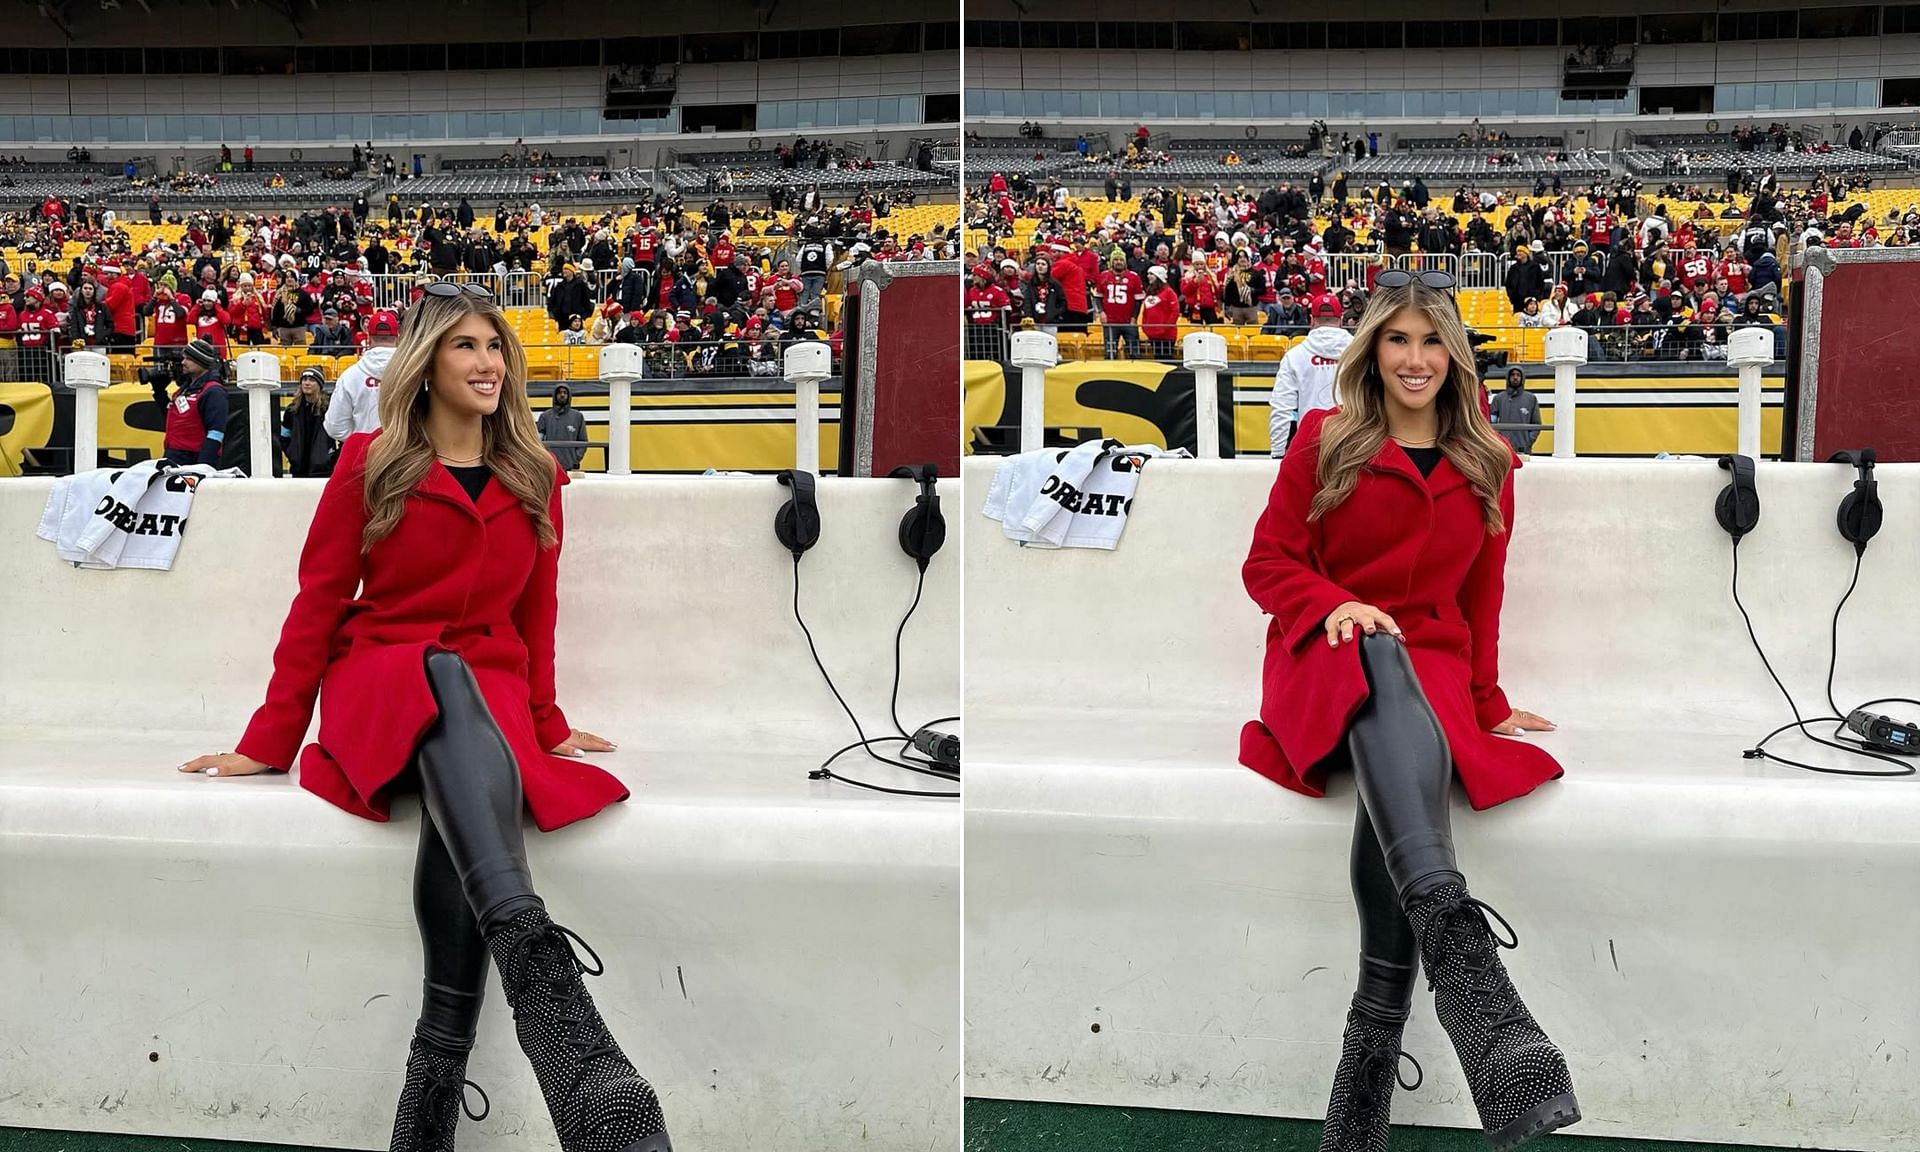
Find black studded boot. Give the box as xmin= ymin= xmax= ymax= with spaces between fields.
xmin=389 ymin=1028 xmax=489 ymax=1152
xmin=1406 ymin=881 xmax=1579 ymax=1149
xmin=487 ymin=907 xmax=673 ymax=1152
xmin=1318 ymin=1003 xmax=1423 ymax=1152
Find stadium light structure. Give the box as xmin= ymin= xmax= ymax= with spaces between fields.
xmin=1727 ymin=326 xmax=1773 ymax=460
xmin=234 ymin=352 xmax=281 ymax=479
xmin=598 ymin=343 xmax=642 ymax=477
xmin=1182 ymin=330 xmax=1229 ymax=460
xmin=1008 ymin=330 xmax=1059 ymax=455
xmin=63 ymin=351 xmax=110 ymax=475
xmin=783 ymin=342 xmax=832 ymax=476
xmin=1543 ymin=326 xmax=1589 ymax=459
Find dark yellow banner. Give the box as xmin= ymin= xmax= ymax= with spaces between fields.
xmin=966 ymin=361 xmax=1785 ymax=458
xmin=79 ymin=384 xmax=842 ymax=475
xmin=0 ymin=382 xmax=54 ymax=476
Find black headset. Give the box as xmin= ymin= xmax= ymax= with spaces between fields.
xmin=772 ymin=467 xmax=958 ymax=798
xmin=773 ymin=469 xmax=821 ymax=559
xmin=1828 ymin=448 xmax=1882 ymax=556
xmin=1714 ymin=454 xmax=1760 ymax=542
xmin=1714 ymin=449 xmax=1915 ymax=777
xmin=889 ymin=463 xmax=946 ymax=570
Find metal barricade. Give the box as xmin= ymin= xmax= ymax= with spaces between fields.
xmin=1472 ymin=323 xmax=1784 ymax=365
xmin=1323 ymin=253 xmax=1376 ymax=293
xmin=1460 ymin=252 xmax=1504 ymax=291
xmin=501 ymin=270 xmax=546 ymax=309
xmin=1395 ymin=252 xmax=1458 ymax=278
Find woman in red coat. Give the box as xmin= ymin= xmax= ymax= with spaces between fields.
xmin=1240 ymin=273 xmax=1575 ymax=1150
xmin=179 ymin=283 xmax=672 ymax=1152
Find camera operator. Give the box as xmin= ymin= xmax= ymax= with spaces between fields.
xmin=156 ymin=338 xmax=227 ymax=466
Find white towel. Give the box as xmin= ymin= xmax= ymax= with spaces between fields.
xmin=983 ymin=441 xmax=1186 ymax=550
xmin=36 ymin=460 xmax=241 ymax=571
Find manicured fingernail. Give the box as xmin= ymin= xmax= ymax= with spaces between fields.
xmin=207 ymin=767 xmax=219 ymax=776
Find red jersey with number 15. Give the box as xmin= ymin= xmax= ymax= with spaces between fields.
xmin=1094 ymin=269 xmax=1144 ymax=324
xmin=967 ymin=284 xmax=1009 ymax=325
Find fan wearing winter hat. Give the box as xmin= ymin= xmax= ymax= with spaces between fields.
xmin=158 ymin=338 xmax=229 ymax=466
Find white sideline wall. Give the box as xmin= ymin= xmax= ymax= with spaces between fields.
xmin=962 ymin=455 xmax=1920 ymax=1149
xmin=0 ymin=474 xmax=960 ymax=1152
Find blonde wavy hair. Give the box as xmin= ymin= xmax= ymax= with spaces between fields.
xmin=1311 ymin=281 xmax=1514 ymax=535
xmin=360 ymin=290 xmax=557 ymax=552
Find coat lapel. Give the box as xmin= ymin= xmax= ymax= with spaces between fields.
xmin=418 ymin=458 xmax=541 ymax=521
xmin=416 ymin=460 xmax=475 ymax=514
xmin=1368 ymin=440 xmax=1471 ymax=500
xmin=477 ymin=471 xmax=522 ymax=521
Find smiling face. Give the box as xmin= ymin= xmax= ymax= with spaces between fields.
xmin=431 ymin=313 xmax=504 ymax=418
xmin=1373 ymin=306 xmax=1450 ymax=424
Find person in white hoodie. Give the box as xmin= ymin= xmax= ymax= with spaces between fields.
xmin=1269 ymin=297 xmax=1354 ymax=458
xmin=1537 ymin=283 xmax=1573 ymax=327
xmin=324 ymin=310 xmax=400 ymax=439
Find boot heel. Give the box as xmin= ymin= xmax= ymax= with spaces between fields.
xmin=1488 ymin=1091 xmax=1579 ymax=1150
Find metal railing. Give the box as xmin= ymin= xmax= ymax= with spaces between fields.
xmin=50 ymin=342 xmax=841 ymax=480
xmin=996 ymin=324 xmax=1780 ymax=462
xmin=977 ymin=318 xmax=1786 ymax=366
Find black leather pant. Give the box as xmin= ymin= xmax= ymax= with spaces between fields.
xmin=410 ymin=648 xmax=546 ymax=1051
xmin=1345 ymin=632 xmax=1464 ymax=1022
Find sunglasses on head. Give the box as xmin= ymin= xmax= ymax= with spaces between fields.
xmin=1374 ymin=269 xmax=1457 ymax=292
xmin=422 ymin=281 xmax=494 ymax=299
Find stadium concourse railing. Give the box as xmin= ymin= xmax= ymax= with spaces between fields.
xmin=360 ymin=269 xmax=661 ymax=311
xmin=48 ymin=340 xmax=838 ymax=479
xmin=969 ymin=321 xmax=1785 ymax=366
xmin=971 ymin=320 xmax=1782 ymax=462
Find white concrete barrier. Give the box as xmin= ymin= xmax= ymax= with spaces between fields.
xmin=0 ymin=473 xmax=960 ymax=1152
xmin=962 ymin=455 xmax=1920 ymax=1148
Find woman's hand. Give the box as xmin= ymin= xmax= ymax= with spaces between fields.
xmin=1492 ymin=708 xmax=1556 ymax=736
xmin=178 ymin=752 xmax=272 ymax=777
xmin=1325 ymin=601 xmax=1404 ymax=647
xmin=550 ymin=728 xmax=616 ymax=757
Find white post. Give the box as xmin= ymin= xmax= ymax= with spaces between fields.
xmin=1727 ymin=326 xmax=1773 ymax=459
xmin=1542 ymin=327 xmax=1590 ymax=460
xmin=63 ymin=351 xmax=110 ymax=475
xmin=1008 ymin=330 xmax=1060 ymax=454
xmin=233 ymin=352 xmax=281 ymax=478
xmin=598 ymin=343 xmax=642 ymax=476
xmin=1182 ymin=330 xmax=1229 ymax=459
xmin=783 ymin=341 xmax=832 ymax=475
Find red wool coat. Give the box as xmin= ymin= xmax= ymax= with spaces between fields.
xmin=1239 ymin=407 xmax=1562 ymax=810
xmin=236 ymin=431 xmax=628 ymax=831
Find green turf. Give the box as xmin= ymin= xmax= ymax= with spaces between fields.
xmin=964 ymin=1098 xmax=1848 ymax=1152
xmin=0 ymin=1132 xmax=327 ymax=1152
xmin=3 ymin=1111 xmax=1851 ymax=1152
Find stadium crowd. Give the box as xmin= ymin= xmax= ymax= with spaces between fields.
xmin=0 ymin=182 xmax=955 ymax=384
xmin=957 ymin=153 xmax=1899 ymax=363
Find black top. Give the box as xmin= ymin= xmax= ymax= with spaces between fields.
xmin=444 ymin=463 xmax=492 ymax=502
xmin=1401 ymin=445 xmax=1443 ymax=477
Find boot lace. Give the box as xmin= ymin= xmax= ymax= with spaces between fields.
xmin=1421 ymin=895 xmax=1529 ymax=1048
xmin=419 ymin=1067 xmax=489 ymax=1140
xmin=505 ymin=921 xmax=627 ymax=1087
xmin=1352 ymin=1042 xmax=1423 ymax=1114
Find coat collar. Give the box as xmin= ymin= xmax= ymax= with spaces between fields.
xmin=1368 ymin=437 xmax=1471 ymax=499
xmin=418 ymin=458 xmax=523 ymax=521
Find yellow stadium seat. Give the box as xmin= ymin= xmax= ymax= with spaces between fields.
xmin=525 ymin=344 xmax=564 ymax=381
xmin=1055 ymin=332 xmax=1094 ymax=361
xmin=1248 ymin=335 xmax=1287 ymax=361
